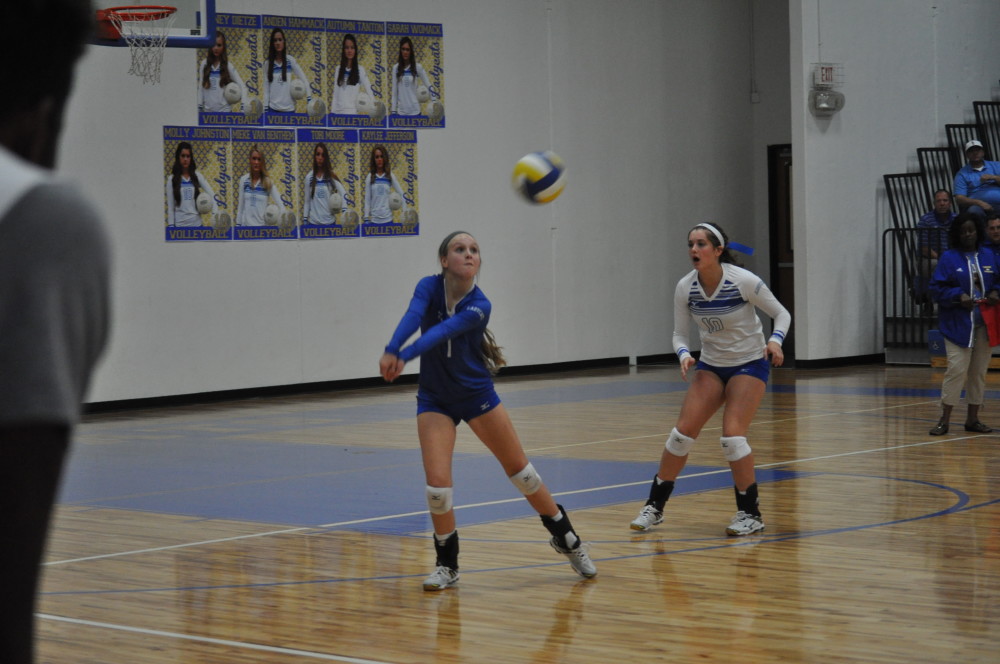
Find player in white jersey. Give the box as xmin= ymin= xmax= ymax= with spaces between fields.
xmin=364 ymin=144 xmax=407 ymax=224
xmin=330 ymin=34 xmax=374 ymax=115
xmin=630 ymin=222 xmax=791 ymax=536
xmin=302 ymin=143 xmax=347 ymax=226
xmin=166 ymin=142 xmax=218 ymax=227
xmin=263 ymin=28 xmax=309 ymax=113
xmin=198 ymin=30 xmax=246 ymax=112
xmin=391 ymin=37 xmax=434 ymax=116
xmin=235 ymin=146 xmax=283 ymax=227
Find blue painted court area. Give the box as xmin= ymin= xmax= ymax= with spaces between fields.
xmin=58 ymin=433 xmax=803 ymax=533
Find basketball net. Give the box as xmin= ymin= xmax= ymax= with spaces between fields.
xmin=107 ymin=7 xmax=177 ymax=84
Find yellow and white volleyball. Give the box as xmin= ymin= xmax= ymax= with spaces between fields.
xmin=370 ymin=100 xmax=386 ymax=122
xmin=223 ymin=82 xmax=242 ymax=105
xmin=401 ymin=208 xmax=419 ymax=225
xmin=264 ymin=204 xmax=281 ymax=225
xmin=245 ymin=98 xmax=264 ymax=118
xmin=341 ymin=208 xmax=359 ymax=227
xmin=388 ymin=191 xmax=403 ymax=211
xmin=289 ymin=79 xmax=307 ymax=101
xmin=356 ymin=92 xmax=374 ymax=115
xmin=512 ymin=150 xmax=566 ymax=204
xmin=307 ymin=97 xmax=327 ymax=118
xmin=328 ymin=192 xmax=343 ymax=214
xmin=195 ymin=192 xmax=212 ymax=214
xmin=426 ymin=100 xmax=444 ymax=121
xmin=415 ymin=84 xmax=430 ymax=103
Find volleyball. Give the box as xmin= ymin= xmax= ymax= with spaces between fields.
xmin=290 ymin=79 xmax=307 ymax=101
xmin=356 ymin=92 xmax=374 ymax=115
xmin=328 ymin=192 xmax=343 ymax=214
xmin=426 ymin=100 xmax=444 ymax=121
xmin=264 ymin=204 xmax=280 ymax=225
xmin=512 ymin=151 xmax=566 ymax=204
xmin=307 ymin=98 xmax=327 ymax=118
xmin=388 ymin=191 xmax=403 ymax=211
xmin=195 ymin=192 xmax=212 ymax=214
xmin=401 ymin=208 xmax=419 ymax=226
xmin=415 ymin=84 xmax=430 ymax=103
xmin=370 ymin=100 xmax=387 ymax=122
xmin=341 ymin=208 xmax=359 ymax=227
xmin=223 ymin=82 xmax=242 ymax=105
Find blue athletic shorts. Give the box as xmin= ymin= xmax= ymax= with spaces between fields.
xmin=695 ymin=357 xmax=770 ymax=385
xmin=416 ymin=388 xmax=502 ymax=424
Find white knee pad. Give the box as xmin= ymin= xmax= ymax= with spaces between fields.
xmin=509 ymin=462 xmax=543 ymax=495
xmin=665 ymin=428 xmax=696 ymax=457
xmin=720 ymin=436 xmax=752 ymax=462
xmin=426 ymin=485 xmax=453 ymax=514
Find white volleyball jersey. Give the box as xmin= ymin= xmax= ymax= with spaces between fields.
xmin=198 ymin=61 xmax=246 ymax=112
xmin=391 ymin=63 xmax=432 ymax=116
xmin=263 ymin=54 xmax=308 ymax=112
xmin=364 ymin=171 xmax=404 ymax=224
xmin=673 ymin=263 xmax=791 ymax=367
xmin=236 ymin=174 xmax=281 ymax=226
xmin=166 ymin=172 xmax=217 ymax=227
xmin=330 ymin=65 xmax=373 ymax=114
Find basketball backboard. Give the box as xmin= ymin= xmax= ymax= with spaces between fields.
xmin=92 ymin=0 xmax=216 ymax=48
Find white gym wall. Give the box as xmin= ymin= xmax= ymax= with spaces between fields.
xmin=59 ymin=0 xmax=1000 ymax=403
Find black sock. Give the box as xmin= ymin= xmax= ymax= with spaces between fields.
xmin=433 ymin=531 xmax=459 ymax=570
xmin=734 ymin=483 xmax=761 ymax=517
xmin=540 ymin=504 xmax=580 ymax=549
xmin=646 ymin=475 xmax=675 ymax=511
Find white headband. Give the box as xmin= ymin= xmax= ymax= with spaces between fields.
xmin=696 ymin=223 xmax=725 ymax=248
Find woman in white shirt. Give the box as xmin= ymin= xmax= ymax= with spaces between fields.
xmin=166 ymin=142 xmax=217 ymax=227
xmin=198 ymin=30 xmax=245 ymax=112
xmin=264 ymin=27 xmax=309 ymax=113
xmin=236 ymin=146 xmax=282 ymax=227
xmin=364 ymin=144 xmax=406 ymax=224
xmin=391 ymin=36 xmax=433 ymax=116
xmin=330 ymin=33 xmax=374 ymax=115
xmin=629 ymin=222 xmax=791 ymax=537
xmin=302 ymin=143 xmax=347 ymax=226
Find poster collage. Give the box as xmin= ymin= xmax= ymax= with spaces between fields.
xmin=164 ymin=14 xmax=443 ymax=241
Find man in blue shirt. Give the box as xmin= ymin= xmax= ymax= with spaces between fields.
xmin=916 ymin=189 xmax=956 ymax=286
xmin=954 ymin=139 xmax=1000 ymax=220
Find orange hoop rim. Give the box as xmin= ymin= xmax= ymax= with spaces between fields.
xmin=101 ymin=5 xmax=177 ymax=22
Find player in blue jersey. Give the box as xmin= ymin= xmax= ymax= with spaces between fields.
xmin=630 ymin=222 xmax=791 ymax=536
xmin=380 ymin=231 xmax=596 ymax=590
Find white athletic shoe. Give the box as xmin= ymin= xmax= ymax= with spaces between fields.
xmin=630 ymin=505 xmax=664 ymax=531
xmin=726 ymin=511 xmax=765 ymax=536
xmin=550 ymin=539 xmax=597 ymax=578
xmin=422 ymin=565 xmax=459 ymax=591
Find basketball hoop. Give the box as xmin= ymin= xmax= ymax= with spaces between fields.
xmin=97 ymin=6 xmax=177 ymax=84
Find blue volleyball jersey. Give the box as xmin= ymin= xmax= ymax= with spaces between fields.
xmin=385 ymin=274 xmax=494 ymax=402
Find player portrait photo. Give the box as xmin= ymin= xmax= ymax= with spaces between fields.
xmin=387 ymin=22 xmax=443 ymax=128
xmin=360 ymin=129 xmax=419 ymax=237
xmin=231 ymin=127 xmax=298 ymax=240
xmin=297 ymin=128 xmax=361 ymax=239
xmin=197 ymin=13 xmax=263 ymax=127
xmin=163 ymin=126 xmax=232 ymax=242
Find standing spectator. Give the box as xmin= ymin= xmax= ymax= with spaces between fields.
xmin=953 ymin=140 xmax=1000 ymax=220
xmin=928 ymin=212 xmax=999 ymax=435
xmin=0 ymin=1 xmax=112 ymax=661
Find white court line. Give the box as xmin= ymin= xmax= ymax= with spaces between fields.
xmin=47 ymin=397 xmax=977 ymax=567
xmin=37 ymin=614 xmax=393 ymax=664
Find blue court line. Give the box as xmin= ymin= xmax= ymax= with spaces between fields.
xmin=43 ymin=474 xmax=991 ymax=597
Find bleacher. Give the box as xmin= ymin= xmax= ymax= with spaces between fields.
xmin=882 ymin=97 xmax=1000 ymax=364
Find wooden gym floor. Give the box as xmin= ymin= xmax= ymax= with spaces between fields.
xmin=38 ymin=363 xmax=999 ymax=663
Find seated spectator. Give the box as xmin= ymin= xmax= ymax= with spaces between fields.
xmin=917 ymin=189 xmax=955 ymax=272
xmin=953 ymin=140 xmax=1000 ymax=220
xmin=983 ymin=212 xmax=1000 ymax=253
